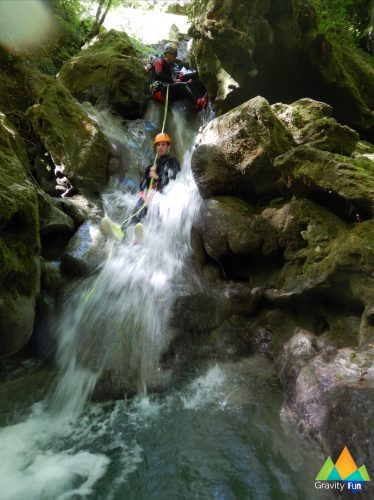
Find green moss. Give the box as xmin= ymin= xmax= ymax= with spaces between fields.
xmin=26 ymin=79 xmax=110 ymax=193
xmin=58 ymin=29 xmax=148 ymax=115
xmin=0 ymin=114 xmax=40 ymax=308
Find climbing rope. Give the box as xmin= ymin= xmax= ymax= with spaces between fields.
xmin=120 ymin=83 xmax=170 ymax=228
xmin=84 ymin=85 xmax=171 ymax=303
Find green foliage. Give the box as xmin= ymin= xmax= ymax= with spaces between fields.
xmin=43 ymin=0 xmax=93 ymax=71
xmin=312 ymin=0 xmax=373 ymax=51
xmin=24 ymin=0 xmax=94 ymax=75
xmin=187 ymin=0 xmax=206 ymax=23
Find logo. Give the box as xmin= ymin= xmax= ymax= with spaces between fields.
xmin=315 ymin=446 xmax=371 ymax=493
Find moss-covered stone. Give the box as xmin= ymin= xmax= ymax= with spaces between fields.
xmin=58 ymin=30 xmax=148 ymax=117
xmin=26 ymin=78 xmax=110 ymax=194
xmin=301 ymin=34 xmax=374 ymax=138
xmin=266 ymin=209 xmax=374 ymax=342
xmin=275 ymin=145 xmax=374 ymax=218
xmin=189 ymin=1 xmax=374 ymax=138
xmin=273 ymin=98 xmax=359 ymax=155
xmin=192 ymin=96 xmax=294 ymax=200
xmin=0 ymin=113 xmax=40 ymax=357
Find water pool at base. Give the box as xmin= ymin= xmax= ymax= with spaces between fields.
xmin=0 ymin=356 xmax=331 ymax=500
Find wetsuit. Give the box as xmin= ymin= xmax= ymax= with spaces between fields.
xmin=152 ymin=57 xmax=195 ymax=102
xmin=130 ymin=154 xmax=181 ymax=223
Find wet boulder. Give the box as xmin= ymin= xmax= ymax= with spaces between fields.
xmin=273 ymin=98 xmax=359 ymax=156
xmin=53 ymin=194 xmax=102 ymax=227
xmin=275 ymin=145 xmax=374 ymax=221
xmin=196 ymin=197 xmax=254 ymax=261
xmin=26 ymin=79 xmax=110 ymax=195
xmin=61 ymin=221 xmax=106 ymax=277
xmin=37 ymin=191 xmax=75 ymax=260
xmin=58 ymin=30 xmax=148 ymax=118
xmin=171 ymin=279 xmax=262 ymax=334
xmin=189 ymin=0 xmax=374 ymax=138
xmin=0 ymin=113 xmax=40 ymax=357
xmin=277 ymin=330 xmax=374 ymax=488
xmin=191 ymin=96 xmax=294 ymax=201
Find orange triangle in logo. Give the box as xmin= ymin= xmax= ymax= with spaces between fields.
xmin=335 ymin=447 xmax=358 ymax=480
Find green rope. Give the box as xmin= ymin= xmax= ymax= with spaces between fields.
xmin=84 ymin=85 xmax=171 ymax=303
xmin=120 ymin=83 xmax=170 ymax=228
xmin=161 ymin=83 xmax=169 ymax=133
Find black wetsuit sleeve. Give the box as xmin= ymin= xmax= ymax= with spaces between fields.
xmin=139 ymin=165 xmax=151 ymax=190
xmin=153 ymin=59 xmax=173 ymax=83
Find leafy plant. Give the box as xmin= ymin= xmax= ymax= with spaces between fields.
xmin=312 ymin=0 xmax=374 ymax=52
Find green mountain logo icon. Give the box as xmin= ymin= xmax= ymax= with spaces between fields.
xmin=316 ymin=448 xmax=371 ymax=482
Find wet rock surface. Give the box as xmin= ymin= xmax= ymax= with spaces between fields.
xmin=189 ymin=0 xmax=374 ymax=138
xmin=26 ymin=79 xmax=110 ymax=195
xmin=192 ymin=96 xmax=294 ymax=201
xmin=188 ymin=94 xmax=374 ymax=467
xmin=0 ymin=114 xmax=40 ymax=357
xmin=277 ymin=330 xmax=374 ymax=494
xmin=59 ymin=30 xmax=148 ymax=118
xmin=61 ymin=221 xmax=106 ymax=277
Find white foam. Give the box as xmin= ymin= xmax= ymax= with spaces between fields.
xmin=181 ymin=365 xmax=226 ymax=409
xmin=0 ymin=407 xmax=109 ymax=500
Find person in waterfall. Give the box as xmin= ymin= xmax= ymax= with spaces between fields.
xmin=130 ymin=132 xmax=180 ymax=242
xmin=148 ymin=42 xmax=208 ymax=111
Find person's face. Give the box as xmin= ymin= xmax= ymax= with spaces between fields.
xmin=156 ymin=141 xmax=169 ymax=156
xmin=165 ymin=53 xmax=176 ymax=64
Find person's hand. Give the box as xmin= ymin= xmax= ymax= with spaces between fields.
xmin=187 ymin=79 xmax=193 ymax=84
xmin=149 ymin=166 xmax=159 ymax=179
xmin=173 ymin=78 xmax=181 ymax=83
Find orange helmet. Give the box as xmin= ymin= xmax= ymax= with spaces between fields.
xmin=154 ymin=132 xmax=171 ymax=145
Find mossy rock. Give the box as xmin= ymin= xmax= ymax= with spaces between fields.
xmin=302 ymin=34 xmax=374 ymax=138
xmin=26 ymin=78 xmax=110 ymax=194
xmin=191 ymin=96 xmax=294 ymax=201
xmin=189 ymin=1 xmax=374 ymax=138
xmin=269 ymin=215 xmax=374 ymax=342
xmin=58 ymin=30 xmax=148 ymax=118
xmin=275 ymin=145 xmax=374 ymax=220
xmin=0 ymin=113 xmax=40 ymax=356
xmin=196 ymin=196 xmax=254 ymax=261
xmin=273 ymin=98 xmax=359 ymax=155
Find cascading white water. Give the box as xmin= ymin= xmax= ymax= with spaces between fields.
xmin=53 ymin=146 xmax=200 ymax=400
xmin=0 ymin=104 xmax=202 ymax=499
xmin=52 ymin=104 xmax=201 ymax=401
xmin=0 ymin=100 xmax=331 ymax=500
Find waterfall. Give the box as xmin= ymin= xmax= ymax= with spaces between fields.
xmin=0 ymin=103 xmax=206 ymax=500
xmin=51 ymin=103 xmax=201 ymax=405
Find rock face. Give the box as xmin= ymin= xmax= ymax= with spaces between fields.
xmin=0 ymin=113 xmax=40 ymax=357
xmin=61 ymin=221 xmax=106 ymax=277
xmin=188 ymin=95 xmax=374 ymax=478
xmin=191 ymin=96 xmax=294 ymax=201
xmin=37 ymin=190 xmax=75 ymax=260
xmin=277 ymin=330 xmax=374 ymax=494
xmin=26 ymin=79 xmax=110 ymax=195
xmin=192 ymin=96 xmax=374 ymax=345
xmin=189 ymin=0 xmax=374 ymax=139
xmin=58 ymin=30 xmax=148 ymax=118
